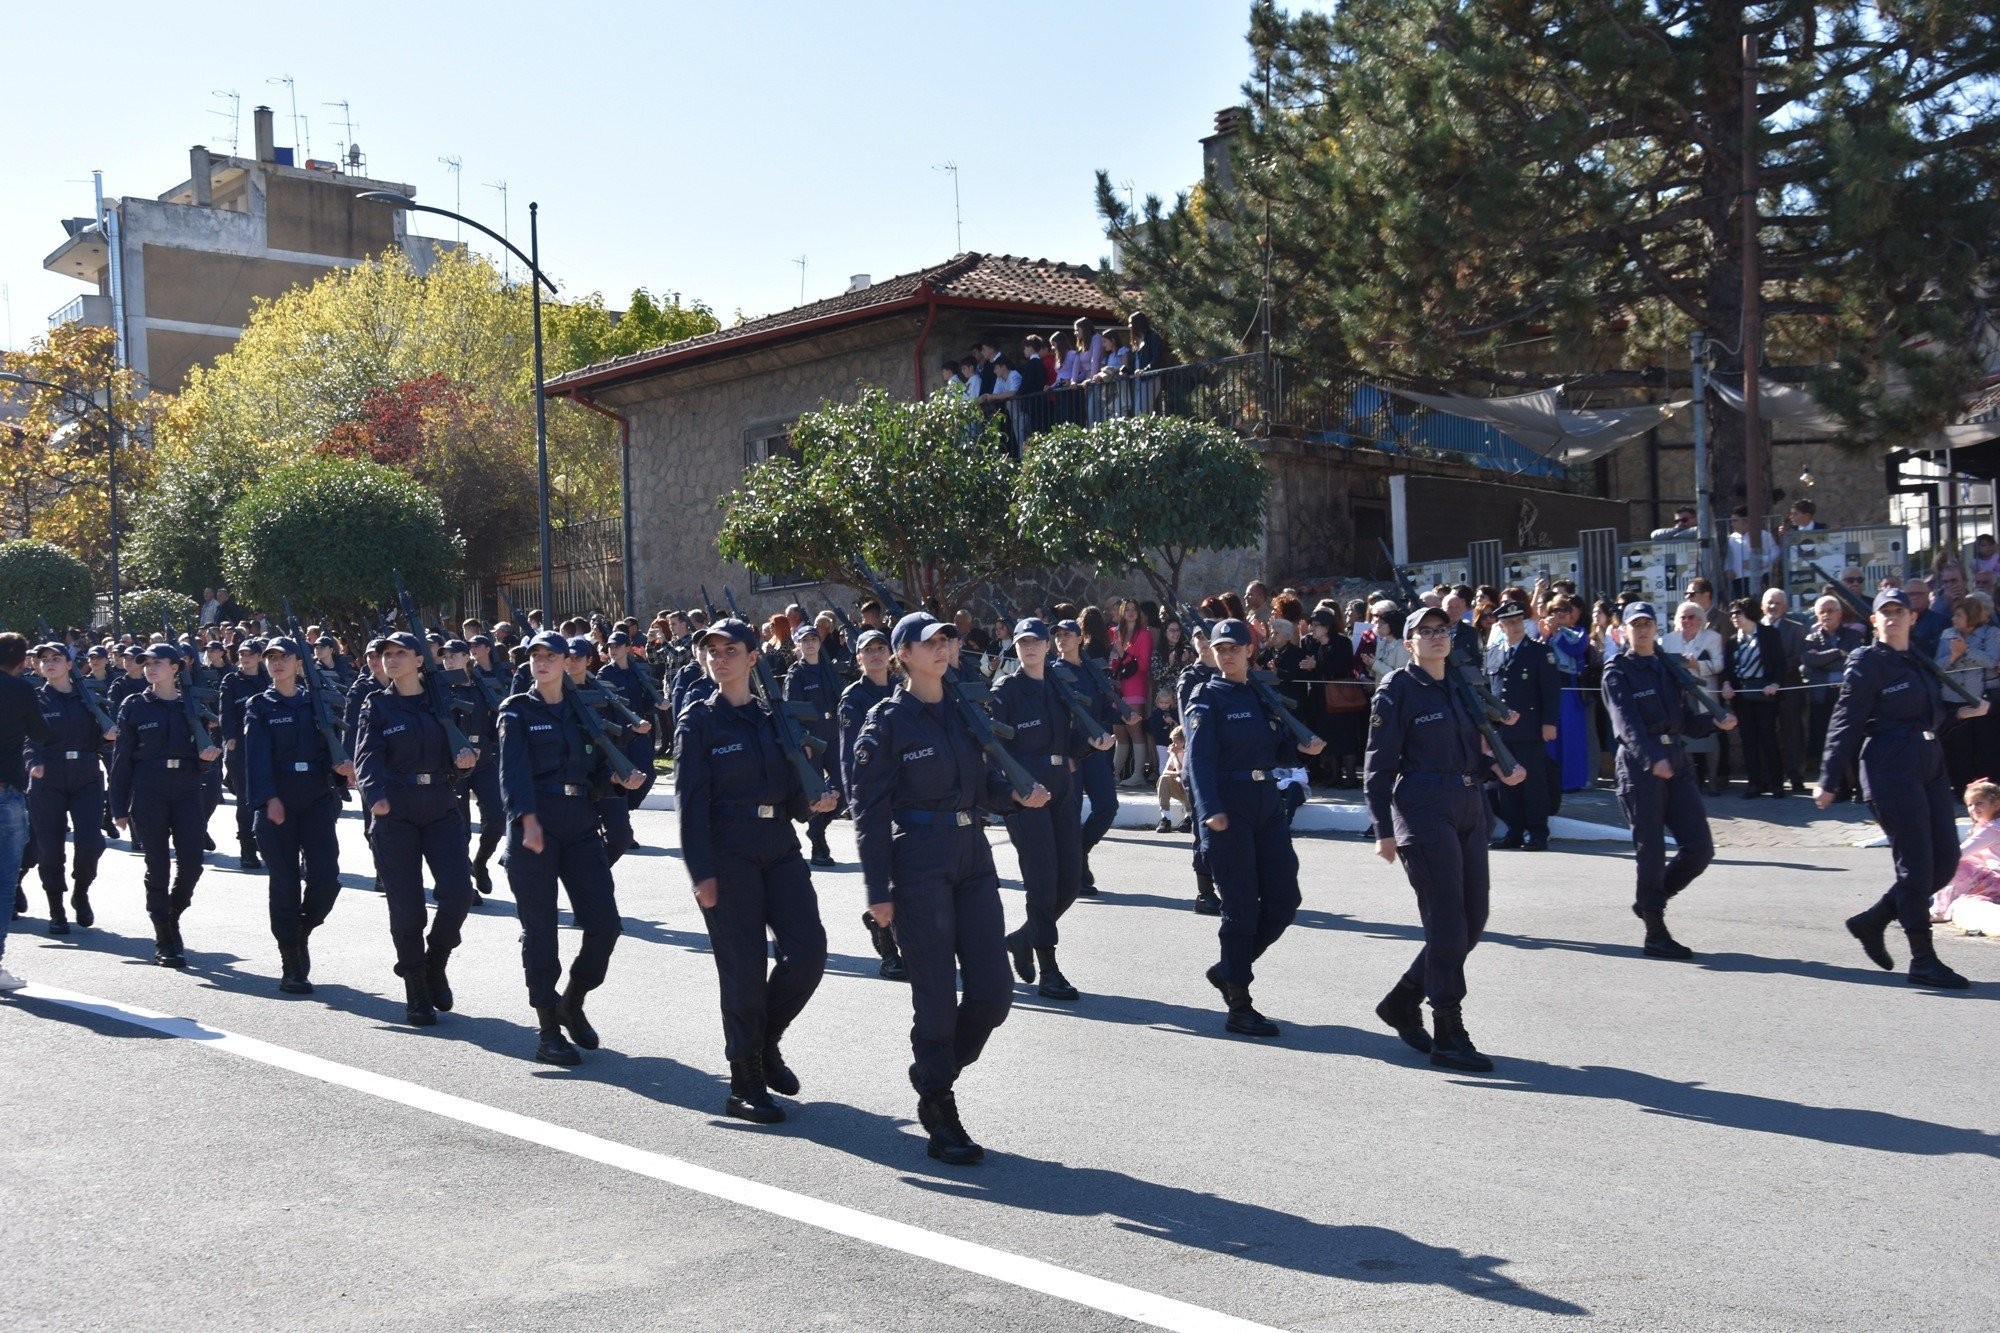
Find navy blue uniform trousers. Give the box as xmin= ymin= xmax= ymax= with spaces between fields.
xmin=31 ymin=771 xmax=105 ymax=896
xmin=371 ymin=787 xmax=472 ymax=978
xmin=131 ymin=769 xmax=208 ymax=923
xmin=890 ymin=823 xmax=1013 ymax=1096
xmin=1392 ymin=777 xmax=1491 ymax=1007
xmin=506 ymin=793 xmax=622 ymax=1011
xmin=1863 ymin=736 xmax=1958 ymax=935
xmin=1198 ymin=781 xmax=1301 ymax=986
xmin=699 ymin=819 xmax=827 ymax=1061
xmin=1006 ymin=775 xmax=1083 ymax=948
xmin=1077 ymin=749 xmax=1118 ymax=884
xmin=256 ymin=795 xmax=342 ymax=945
xmin=1614 ymin=745 xmax=1714 ymax=914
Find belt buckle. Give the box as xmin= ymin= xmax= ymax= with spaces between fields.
xmin=954 ymin=811 xmax=972 ymax=827
xmin=165 ymin=758 xmax=182 ymax=769
xmin=467 ymin=733 xmax=481 ymax=743
xmin=568 ymin=784 xmax=587 ymax=797
xmin=64 ymin=750 xmax=82 ymax=759
xmin=293 ymin=761 xmax=311 ymax=772
xmin=1924 ymin=730 xmax=1937 ymax=742
xmin=1460 ymin=774 xmax=1473 ymax=787
xmin=1251 ymin=769 xmax=1268 ymax=781
xmin=414 ymin=773 xmax=433 ymax=786
xmin=757 ymin=803 xmax=776 ymax=819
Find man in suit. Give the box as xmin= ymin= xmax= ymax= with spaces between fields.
xmin=1760 ymin=588 xmax=1810 ymax=795
xmin=1489 ymin=601 xmax=1563 ymax=850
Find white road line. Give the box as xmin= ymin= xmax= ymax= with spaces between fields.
xmin=19 ymin=983 xmax=1284 ymax=1333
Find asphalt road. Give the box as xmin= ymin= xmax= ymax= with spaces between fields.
xmin=2 ymin=802 xmax=1994 ymax=1332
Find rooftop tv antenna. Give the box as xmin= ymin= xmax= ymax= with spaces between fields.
xmin=323 ymin=99 xmax=357 ymax=169
xmin=933 ymin=161 xmax=961 ymax=253
xmin=484 ymin=179 xmax=511 ymax=282
xmin=265 ymin=75 xmax=309 ymax=158
xmin=791 ymin=254 xmax=807 ymax=304
xmin=438 ymin=157 xmax=463 ymax=240
xmin=209 ymin=90 xmax=241 ymax=155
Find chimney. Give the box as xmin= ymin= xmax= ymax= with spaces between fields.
xmin=189 ymin=146 xmax=213 ymax=206
xmin=847 ymin=274 xmax=872 ymax=293
xmin=253 ymin=105 xmax=276 ymax=163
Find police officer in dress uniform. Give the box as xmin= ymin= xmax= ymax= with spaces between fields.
xmin=1184 ymin=618 xmax=1326 ymax=1038
xmin=219 ymin=639 xmax=268 ymax=871
xmin=561 ymin=637 xmax=643 ymax=866
xmin=674 ymin=618 xmax=837 ymax=1122
xmin=784 ymin=622 xmax=845 ymax=868
xmin=597 ymin=631 xmax=660 ymax=814
xmin=244 ymin=637 xmax=353 ymax=993
xmin=27 ymin=643 xmax=115 ymax=933
xmin=1053 ymin=619 xmax=1125 ymax=897
xmin=853 ymin=612 xmax=1051 ymax=1165
xmin=1488 ymin=601 xmax=1562 ymax=851
xmin=837 ymin=628 xmax=905 ymax=978
xmin=1364 ymin=605 xmax=1526 ymax=1071
xmin=1177 ymin=625 xmax=1224 ymax=915
xmin=442 ymin=638 xmax=505 ymax=898
xmin=499 ymin=630 xmax=648 ymax=1066
xmin=353 ymin=632 xmax=478 ymax=1025
xmin=993 ymin=617 xmax=1108 ymax=1001
xmin=669 ymin=639 xmax=717 ymax=721
xmin=109 ymin=644 xmax=223 ymax=967
xmin=1602 ymin=602 xmax=1736 ymax=958
xmin=194 ymin=640 xmax=230 ymax=847
xmin=1815 ymin=588 xmax=1988 ymax=989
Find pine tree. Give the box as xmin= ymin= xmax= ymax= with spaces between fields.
xmin=1102 ymin=1 xmax=2000 ymax=511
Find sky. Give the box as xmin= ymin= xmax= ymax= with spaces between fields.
xmin=0 ymin=0 xmax=1258 ymax=350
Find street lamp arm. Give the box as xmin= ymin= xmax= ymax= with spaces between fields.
xmin=355 ymin=191 xmax=558 ymax=295
xmin=0 ymin=371 xmax=118 ymax=428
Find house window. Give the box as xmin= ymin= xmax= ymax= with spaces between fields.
xmin=744 ymin=418 xmax=814 ymax=592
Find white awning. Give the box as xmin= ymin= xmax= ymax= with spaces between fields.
xmin=1711 ymin=377 xmax=2000 ymax=451
xmin=1388 ymin=386 xmax=1689 ymax=464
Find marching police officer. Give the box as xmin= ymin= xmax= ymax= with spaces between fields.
xmin=1184 ymin=618 xmax=1326 ymax=1038
xmin=837 ymin=628 xmax=904 ymax=978
xmin=561 ymin=637 xmax=644 ymax=866
xmin=1488 ymin=601 xmax=1561 ymax=851
xmin=219 ymin=639 xmax=268 ymax=871
xmin=109 ymin=644 xmax=223 ymax=967
xmin=784 ymin=622 xmax=844 ymax=867
xmin=1177 ymin=622 xmax=1223 ymax=915
xmin=674 ymin=618 xmax=837 ymax=1121
xmin=1364 ymin=605 xmax=1525 ymax=1071
xmin=244 ymin=637 xmax=353 ymax=993
xmin=669 ymin=637 xmax=716 ymax=720
xmin=1602 ymin=602 xmax=1736 ymax=959
xmin=597 ymin=630 xmax=662 ymax=812
xmin=27 ymin=643 xmax=115 ymax=933
xmin=442 ymin=638 xmax=505 ymax=898
xmin=1816 ymin=588 xmax=1988 ymax=989
xmin=499 ymin=630 xmax=647 ymax=1066
xmin=1053 ymin=619 xmax=1127 ymax=896
xmin=353 ymin=632 xmax=478 ymax=1026
xmin=993 ymin=616 xmax=1108 ymax=1001
xmin=853 ymin=612 xmax=1051 ymax=1164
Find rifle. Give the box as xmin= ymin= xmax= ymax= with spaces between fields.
xmin=1376 ymin=539 xmax=1512 ymax=724
xmin=700 ymin=584 xmax=723 ymax=622
xmin=1655 ymin=638 xmax=1732 ymax=723
xmin=563 ymin=675 xmax=641 ymax=784
xmin=750 ymin=644 xmax=831 ymax=803
xmin=997 ymin=585 xmax=1107 ymax=742
xmin=856 ymin=560 xmax=906 ymax=619
xmin=822 ymin=595 xmax=862 ymax=646
xmin=285 ymin=598 xmax=355 ymax=802
xmin=943 ymin=673 xmax=1039 ymax=798
xmin=1174 ymin=602 xmax=1325 ymax=753
xmin=392 ymin=569 xmax=477 ymax=760
xmin=499 ymin=588 xmax=530 ymax=637
xmin=1359 ymin=565 xmax=1519 ymax=775
xmin=1811 ymin=562 xmax=1982 ymax=708
xmin=162 ymin=612 xmax=220 ymax=752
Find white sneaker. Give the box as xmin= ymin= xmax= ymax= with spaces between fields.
xmin=0 ymin=965 xmax=25 ymax=993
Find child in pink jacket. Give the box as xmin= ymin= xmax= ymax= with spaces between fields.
xmin=1933 ymin=780 xmax=2000 ymax=936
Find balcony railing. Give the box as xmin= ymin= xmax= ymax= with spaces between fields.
xmin=997 ymin=353 xmax=1569 ymax=481
xmin=48 ymin=294 xmax=113 ymax=331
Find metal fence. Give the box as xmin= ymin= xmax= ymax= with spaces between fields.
xmin=996 ymin=354 xmax=1572 ymax=480
xmin=485 ymin=516 xmax=625 ymax=623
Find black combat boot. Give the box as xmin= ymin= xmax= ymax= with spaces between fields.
xmin=161 ymin=919 xmax=188 ymax=968
xmin=809 ymin=837 xmax=835 ymax=869
xmin=1375 ymin=977 xmax=1432 ymax=1053
xmin=471 ymin=859 xmax=493 ymax=897
xmin=402 ymin=971 xmax=437 ymax=1027
xmin=425 ymin=942 xmax=455 ymax=1013
xmin=919 ymin=1089 xmax=984 ymax=1165
xmin=70 ymin=882 xmax=94 ymax=929
xmin=1223 ymin=983 xmax=1279 ymax=1038
xmin=1035 ymin=947 xmax=1078 ymax=1001
xmin=1078 ymin=859 xmax=1098 ymax=897
xmin=863 ymin=911 xmax=907 ymax=981
xmin=558 ymin=979 xmax=599 ymax=1049
xmin=238 ymin=843 xmax=261 ymax=872
xmin=152 ymin=919 xmax=179 ymax=967
xmin=1845 ymin=908 xmax=1895 ymax=971
xmin=534 ymin=1006 xmax=580 ymax=1065
xmin=1640 ymin=909 xmax=1694 ymax=960
xmin=1193 ymin=866 xmax=1221 ymax=916
xmin=44 ymin=890 xmax=69 ymax=936
xmin=277 ymin=941 xmax=313 ymax=995
xmin=1005 ymin=928 xmax=1036 ymax=984
xmin=762 ymin=1035 xmax=800 ymax=1096
xmin=1907 ymin=929 xmax=1969 ymax=990
xmin=1429 ymin=1005 xmax=1494 ymax=1072
xmin=296 ymin=927 xmax=314 ymax=986
xmin=726 ymin=1055 xmax=785 ymax=1124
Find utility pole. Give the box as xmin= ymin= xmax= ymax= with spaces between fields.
xmin=1740 ymin=33 xmax=1766 ymax=522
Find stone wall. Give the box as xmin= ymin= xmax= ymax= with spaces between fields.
xmin=1603 ymin=416 xmax=1893 ymax=534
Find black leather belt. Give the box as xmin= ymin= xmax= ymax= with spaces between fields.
xmin=718 ymin=801 xmax=782 ymax=820
xmin=163 ymin=758 xmax=184 ymax=769
xmin=62 ymin=750 xmax=84 ymax=760
xmin=537 ymin=783 xmax=590 ymax=798
xmin=1221 ymin=769 xmax=1273 ymax=781
xmin=900 ymin=808 xmax=977 ymax=827
xmin=411 ymin=773 xmax=436 ymax=785
xmin=1400 ymin=772 xmax=1475 ymax=787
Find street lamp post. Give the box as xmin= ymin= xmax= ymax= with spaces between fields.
xmin=356 ymin=190 xmax=558 ymax=616
xmin=0 ymin=369 xmax=124 ymax=633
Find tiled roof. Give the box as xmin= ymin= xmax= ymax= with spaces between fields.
xmin=548 ymin=252 xmax=1115 ymax=391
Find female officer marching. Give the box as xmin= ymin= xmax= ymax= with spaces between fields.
xmin=994 ymin=616 xmax=1110 ymax=1001
xmin=837 ymin=628 xmax=904 ymax=979
xmin=109 ymin=644 xmax=222 ymax=968
xmin=27 ymin=643 xmax=116 ymax=934
xmin=1185 ymin=618 xmax=1325 ymax=1038
xmin=853 ymin=612 xmax=1051 ymax=1165
xmin=1817 ymin=587 xmax=1989 ymax=989
xmin=353 ymin=631 xmax=478 ymax=1026
xmin=1364 ymin=604 xmax=1525 ymax=1071
xmin=674 ymin=618 xmax=837 ymax=1122
xmin=1602 ymin=602 xmax=1735 ymax=960
xmin=244 ymin=636 xmax=354 ymax=994
xmin=500 ymin=631 xmax=649 ymax=1067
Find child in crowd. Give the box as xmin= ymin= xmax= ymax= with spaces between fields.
xmin=1155 ymin=725 xmax=1191 ymax=834
xmin=1146 ymin=686 xmax=1177 ymax=783
xmin=1932 ymin=780 xmax=2000 ymax=937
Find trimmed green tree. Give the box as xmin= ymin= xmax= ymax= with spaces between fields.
xmin=716 ymin=388 xmax=1031 ymax=608
xmin=118 ymin=588 xmax=200 ymax=635
xmin=1016 ymin=418 xmax=1267 ymax=606
xmin=0 ymin=539 xmax=94 ymax=631
xmin=220 ymin=457 xmax=462 ymax=620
